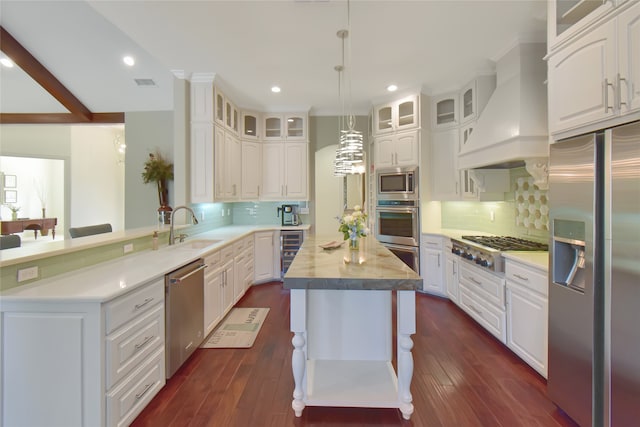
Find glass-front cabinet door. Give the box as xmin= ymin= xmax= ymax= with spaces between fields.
xmin=286 ymin=115 xmax=306 ymax=140
xmin=549 ymin=0 xmax=614 ymax=47
xmin=396 ymin=97 xmax=417 ymax=130
xmin=432 ymin=93 xmax=458 ymax=129
xmin=242 ymin=112 xmax=259 ymax=139
xmin=215 ymin=91 xmax=225 ymax=124
xmin=264 ymin=115 xmax=283 ymax=140
xmin=376 ymin=105 xmax=393 ymax=133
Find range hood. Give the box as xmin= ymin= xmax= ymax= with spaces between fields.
xmin=457 ymin=42 xmax=549 ymax=182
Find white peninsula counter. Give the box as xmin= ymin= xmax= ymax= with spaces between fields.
xmin=283 ymin=236 xmax=422 ymax=420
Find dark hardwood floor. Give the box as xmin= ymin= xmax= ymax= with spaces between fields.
xmin=132 ymin=282 xmax=579 ymax=427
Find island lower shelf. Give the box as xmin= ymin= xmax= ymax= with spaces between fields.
xmin=306 ymin=359 xmax=399 ymax=408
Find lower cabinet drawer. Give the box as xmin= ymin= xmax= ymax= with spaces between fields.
xmin=106 ymin=347 xmax=165 ymax=427
xmin=459 ymin=284 xmax=507 ymax=344
xmin=105 ymin=278 xmax=164 ymax=334
xmin=106 ymin=304 xmax=165 ymax=389
xmin=459 ymin=263 xmax=505 ymax=308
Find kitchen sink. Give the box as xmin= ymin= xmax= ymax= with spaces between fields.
xmin=179 ymin=239 xmax=222 ymax=249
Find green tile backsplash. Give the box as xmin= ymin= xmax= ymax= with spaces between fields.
xmin=441 ymin=168 xmax=549 ymax=243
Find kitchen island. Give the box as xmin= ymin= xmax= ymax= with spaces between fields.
xmin=283 ymin=236 xmax=422 ymax=420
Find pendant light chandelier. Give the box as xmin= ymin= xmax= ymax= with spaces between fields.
xmin=333 ymin=1 xmax=364 ymax=177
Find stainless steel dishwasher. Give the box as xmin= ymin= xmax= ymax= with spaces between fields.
xmin=165 ymin=259 xmax=206 ymax=378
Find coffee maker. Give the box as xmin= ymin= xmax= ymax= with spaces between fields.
xmin=277 ymin=204 xmax=300 ymax=226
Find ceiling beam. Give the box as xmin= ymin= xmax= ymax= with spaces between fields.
xmin=0 ymin=26 xmax=124 ymax=124
xmin=0 ymin=112 xmax=125 ymax=124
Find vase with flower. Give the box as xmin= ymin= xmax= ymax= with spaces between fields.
xmin=142 ymin=151 xmax=174 ymax=224
xmin=338 ymin=205 xmax=369 ymax=250
xmin=4 ymin=204 xmax=20 ymax=221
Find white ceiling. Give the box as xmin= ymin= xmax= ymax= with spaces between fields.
xmin=0 ymin=1 xmax=547 ymax=116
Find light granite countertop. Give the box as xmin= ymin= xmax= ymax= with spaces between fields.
xmin=1 ymin=225 xmax=309 ymax=303
xmin=283 ymin=236 xmax=422 ymax=291
xmin=502 ymin=251 xmax=549 ymax=271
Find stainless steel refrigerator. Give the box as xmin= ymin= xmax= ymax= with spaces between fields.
xmin=548 ymin=120 xmax=640 ymax=427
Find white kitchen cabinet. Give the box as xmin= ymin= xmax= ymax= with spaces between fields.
xmin=547 ymin=0 xmax=616 ymax=49
xmin=429 ymin=128 xmax=459 ymax=201
xmin=261 ymin=142 xmax=308 ymax=201
xmin=1 ymin=278 xmax=165 ymax=427
xmin=445 ymin=252 xmax=459 ymax=304
xmin=431 ymin=92 xmax=458 ymax=129
xmin=190 ymin=122 xmax=214 ymax=203
xmin=457 ymin=262 xmax=507 ymax=343
xmin=374 ymin=129 xmax=419 ymax=168
xmin=548 ymin=1 xmax=640 ymax=136
xmin=242 ymin=111 xmax=261 ymax=139
xmin=220 ymin=247 xmax=236 ymax=316
xmin=420 ymin=234 xmax=446 ymax=296
xmin=214 ymin=126 xmax=241 ymax=201
xmin=505 ymin=258 xmax=549 ymax=378
xmin=241 ymin=140 xmax=261 ymax=200
xmin=214 ymin=87 xmax=226 ymax=126
xmin=190 ymin=80 xmax=214 ymax=123
xmin=263 ymin=113 xmax=308 ymax=141
xmin=204 ymin=250 xmax=224 ymax=336
xmin=373 ymin=95 xmax=419 ymax=135
xmin=286 ymin=113 xmax=308 ymax=140
xmin=254 ymin=230 xmax=278 ymax=283
xmin=225 ymin=98 xmax=239 ymax=134
xmin=233 ymin=236 xmax=254 ymax=303
xmin=618 ymin=2 xmax=640 ymax=114
xmin=459 ymin=75 xmax=496 ymax=124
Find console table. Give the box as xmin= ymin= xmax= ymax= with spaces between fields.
xmin=283 ymin=236 xmax=422 ymax=420
xmin=1 ymin=218 xmax=57 ymax=239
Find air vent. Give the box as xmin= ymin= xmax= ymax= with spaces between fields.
xmin=134 ymin=78 xmax=157 ymax=87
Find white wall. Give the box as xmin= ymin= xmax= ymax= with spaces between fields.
xmin=314 ymin=145 xmax=343 ymax=237
xmin=70 ymin=126 xmax=125 ymax=231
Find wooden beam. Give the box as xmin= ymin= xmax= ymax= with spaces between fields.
xmin=0 ymin=26 xmax=94 ymax=121
xmin=0 ymin=112 xmax=125 ymax=124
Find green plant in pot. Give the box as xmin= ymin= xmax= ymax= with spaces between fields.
xmin=142 ymin=151 xmax=174 ymax=224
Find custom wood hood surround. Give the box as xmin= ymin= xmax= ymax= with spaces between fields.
xmin=0 ymin=26 xmax=124 ymax=124
xmin=457 ymin=42 xmax=549 ymax=170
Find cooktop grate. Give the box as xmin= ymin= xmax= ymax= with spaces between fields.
xmin=460 ymin=236 xmax=549 ymax=251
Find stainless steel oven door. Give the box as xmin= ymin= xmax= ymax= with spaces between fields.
xmin=375 ymin=206 xmax=419 ymax=246
xmin=381 ymin=242 xmax=420 ymax=275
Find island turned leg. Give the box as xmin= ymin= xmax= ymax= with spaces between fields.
xmin=290 ymin=289 xmax=307 ymax=417
xmin=397 ymin=290 xmax=416 ymax=420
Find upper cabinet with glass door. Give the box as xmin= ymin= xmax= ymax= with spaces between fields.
xmin=214 ymin=87 xmax=225 ymax=126
xmin=285 ymin=114 xmax=307 ymax=141
xmin=263 ymin=113 xmax=308 ymax=141
xmin=459 ymin=75 xmax=497 ymax=124
xmin=373 ymin=95 xmax=420 ymax=135
xmin=242 ymin=111 xmax=261 ymax=140
xmin=548 ymin=0 xmax=620 ymax=50
xmin=431 ymin=92 xmax=458 ymax=130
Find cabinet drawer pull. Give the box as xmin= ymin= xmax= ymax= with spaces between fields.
xmin=425 ymin=241 xmax=439 ymax=246
xmin=135 ymin=383 xmax=153 ymax=400
xmin=513 ymin=273 xmax=529 ymax=281
xmin=134 ymin=298 xmax=154 ymax=310
xmin=470 ymin=305 xmax=482 ymax=315
xmin=134 ymin=335 xmax=154 ymax=350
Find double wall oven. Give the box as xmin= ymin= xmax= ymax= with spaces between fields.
xmin=375 ymin=166 xmax=420 ymax=274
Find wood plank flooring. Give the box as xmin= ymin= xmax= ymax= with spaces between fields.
xmin=131 ymin=282 xmax=579 ymax=427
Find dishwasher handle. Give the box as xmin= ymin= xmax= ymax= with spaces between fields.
xmin=169 ymin=264 xmax=207 ymax=284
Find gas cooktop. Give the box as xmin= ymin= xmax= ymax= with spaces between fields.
xmin=460 ymin=236 xmax=549 ymax=252
xmin=450 ymin=236 xmax=548 ymax=273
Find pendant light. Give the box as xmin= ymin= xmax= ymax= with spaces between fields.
xmin=333 ymin=1 xmax=364 ymax=176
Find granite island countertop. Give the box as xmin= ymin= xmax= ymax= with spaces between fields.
xmin=283 ymin=236 xmax=422 ymax=291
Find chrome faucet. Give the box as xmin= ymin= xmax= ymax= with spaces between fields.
xmin=168 ymin=206 xmax=199 ymax=245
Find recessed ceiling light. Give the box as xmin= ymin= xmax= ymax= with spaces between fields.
xmin=387 ymin=84 xmax=398 ymax=92
xmin=123 ymin=56 xmax=135 ymax=66
xmin=0 ymin=57 xmax=15 ymax=68
xmin=271 ymin=86 xmax=281 ymax=93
